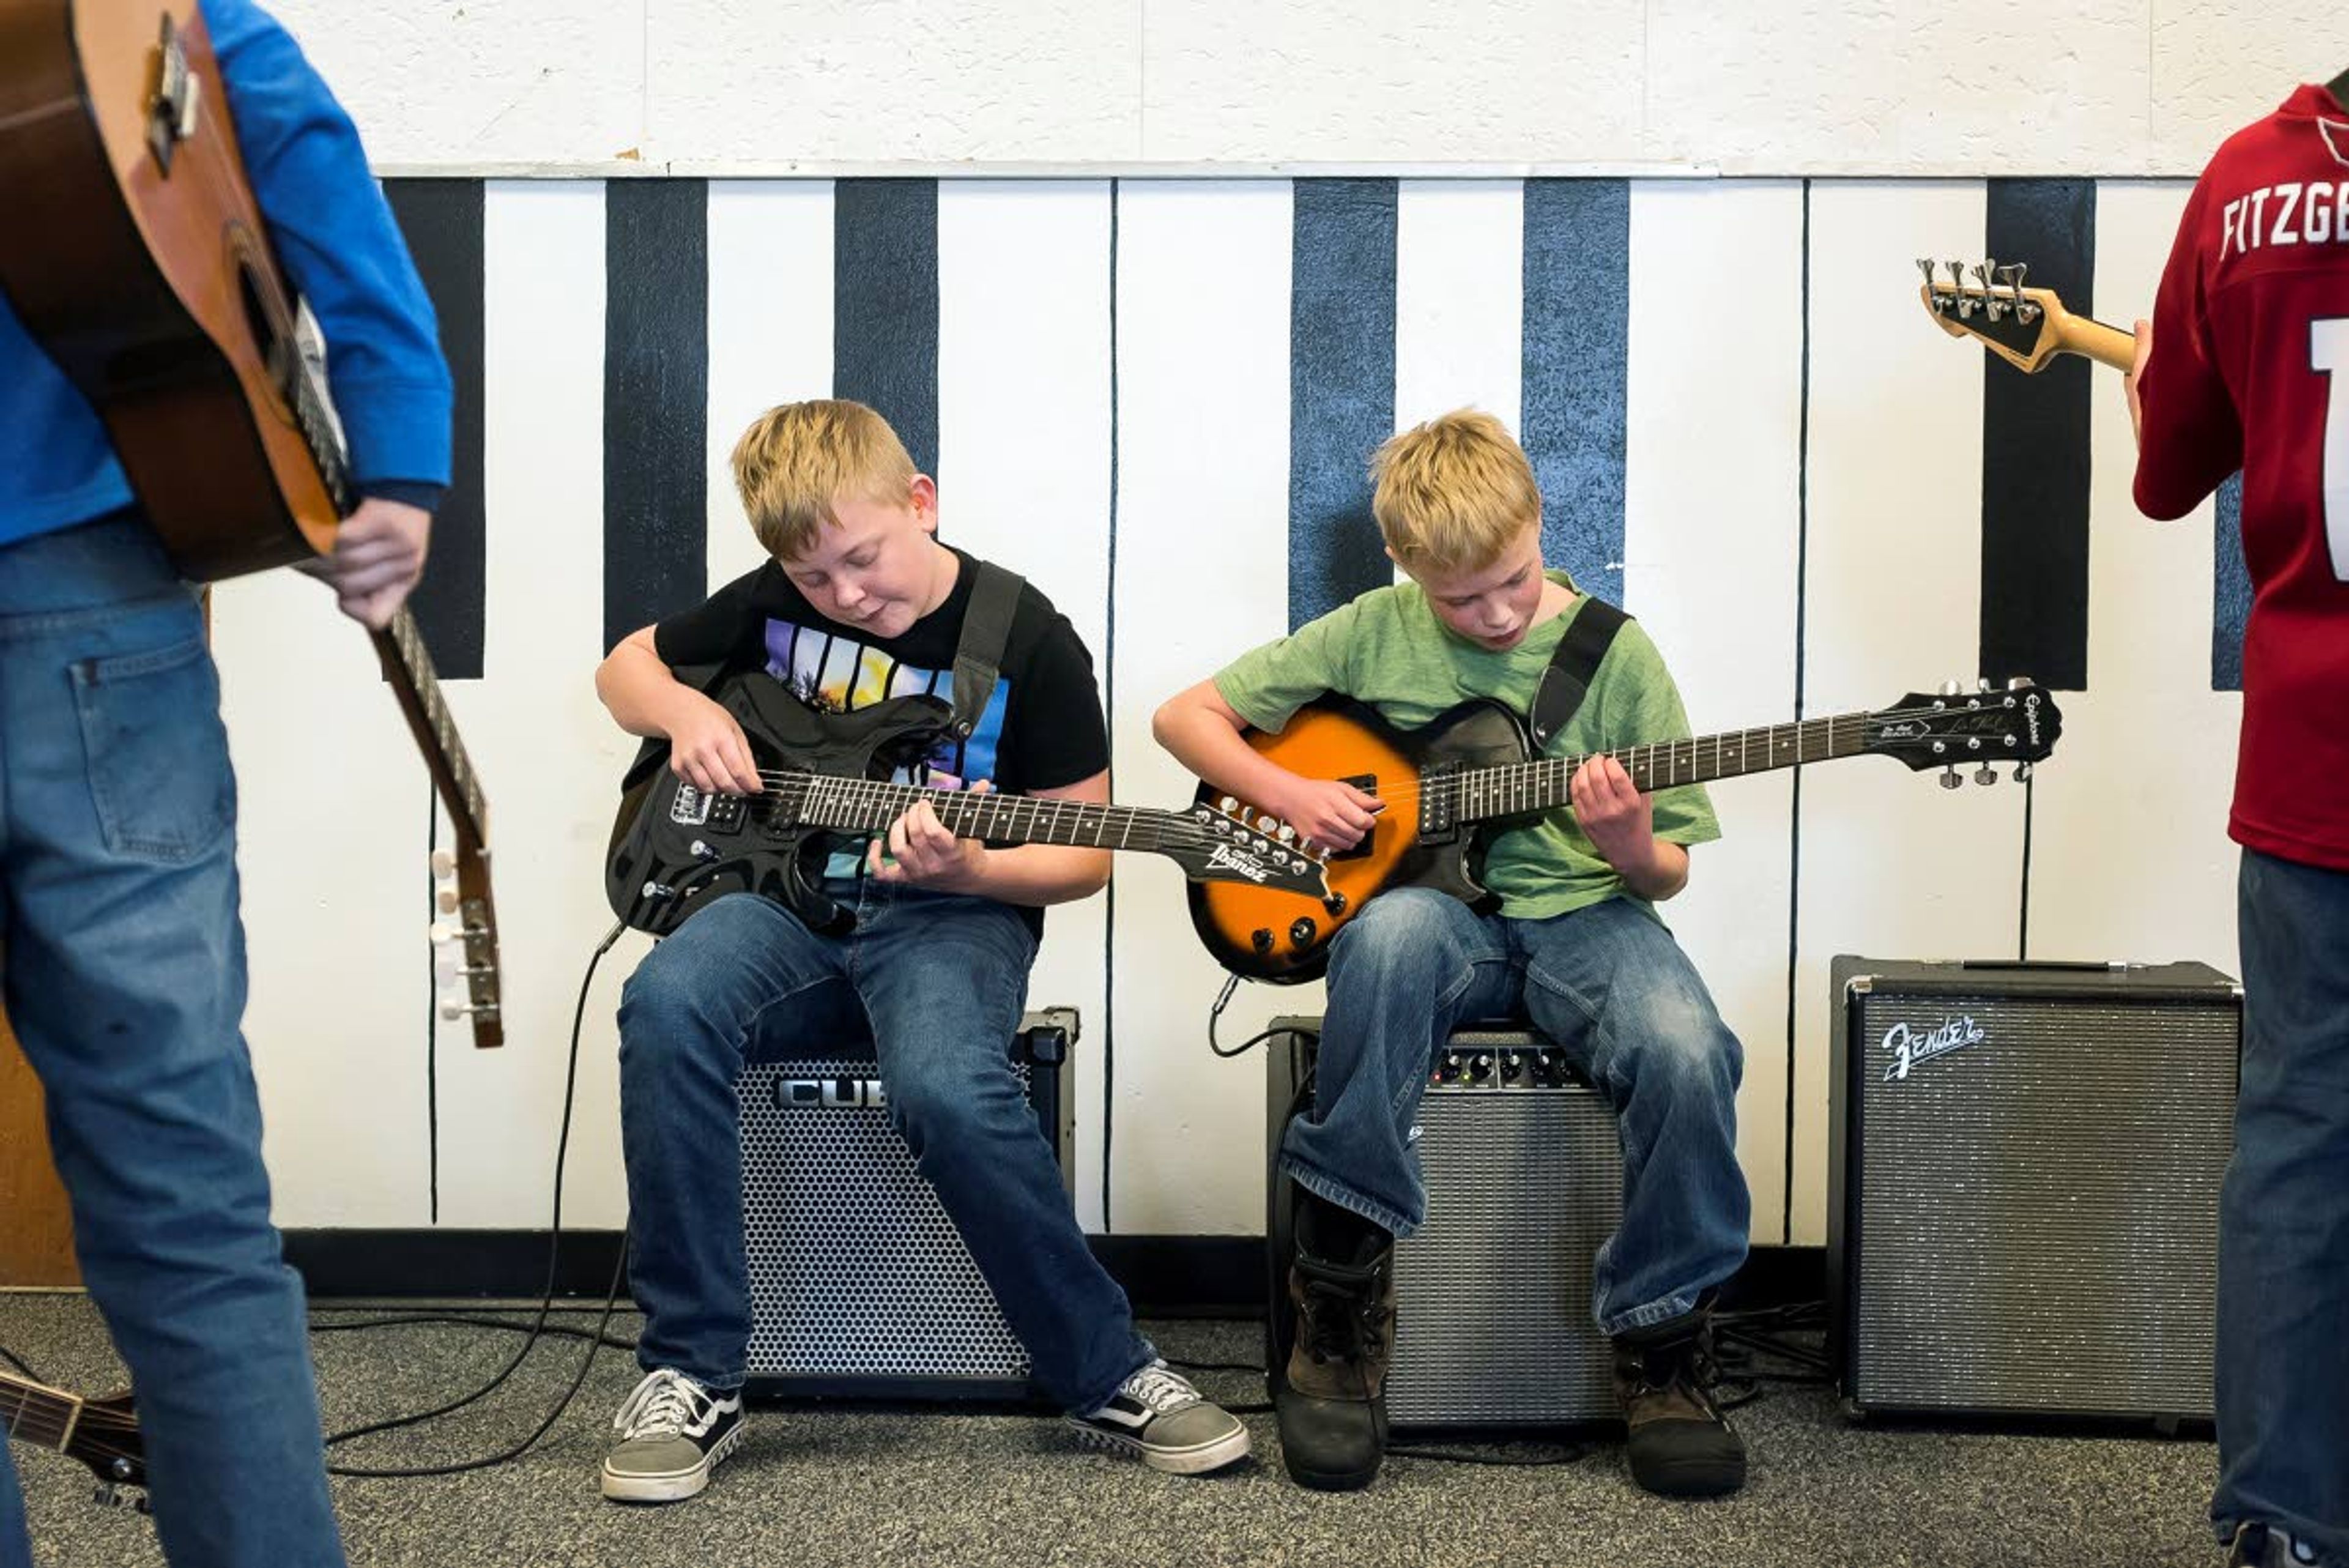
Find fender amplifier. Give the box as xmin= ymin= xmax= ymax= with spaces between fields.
xmin=1267 ymin=1018 xmax=1624 ymax=1428
xmin=735 ymin=1007 xmax=1076 ymax=1399
xmin=1828 ymin=959 xmax=2239 ymax=1424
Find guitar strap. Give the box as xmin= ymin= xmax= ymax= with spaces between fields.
xmin=947 ymin=560 xmax=1024 ymax=740
xmin=1527 ymin=595 xmax=1630 ymax=751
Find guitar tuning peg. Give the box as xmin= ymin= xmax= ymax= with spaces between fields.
xmin=1973 ymin=258 xmax=2004 ymax=321
xmin=437 ymin=889 xmax=459 ymax=914
xmin=430 ymin=850 xmax=455 ymax=878
xmin=1975 ymin=677 xmax=1993 ymax=693
xmin=2006 ymin=261 xmax=2039 ymax=322
xmin=1975 ymin=765 xmax=1997 ymax=786
xmin=440 ymin=1000 xmax=501 ymax=1022
xmin=1939 ymin=678 xmax=1964 ymax=697
xmin=2015 ymin=762 xmax=2033 ymax=782
xmin=1939 ymin=766 xmax=1963 ymax=791
xmin=1947 ymin=260 xmax=1972 ymax=315
xmin=1918 ymin=257 xmax=1941 ymax=302
xmin=1219 ymin=796 xmax=1238 ymax=814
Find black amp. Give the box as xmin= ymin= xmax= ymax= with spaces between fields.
xmin=735 ymin=1008 xmax=1075 ymax=1399
xmin=1828 ymin=958 xmax=2238 ymax=1425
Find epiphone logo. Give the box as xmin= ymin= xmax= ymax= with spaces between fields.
xmin=1877 ymin=720 xmax=1927 ymax=741
xmin=773 ymin=1076 xmax=888 ymax=1110
xmin=1880 ymin=1016 xmax=1987 ymax=1082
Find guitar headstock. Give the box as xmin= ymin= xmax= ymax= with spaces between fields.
xmin=431 ymin=839 xmax=503 ymax=1049
xmin=1917 ymin=258 xmax=2137 ymax=374
xmin=1865 ymin=677 xmax=2062 ymax=787
xmin=1917 ymin=257 xmax=2068 ymax=372
xmin=60 ymin=1389 xmax=146 ymax=1503
xmin=1165 ymin=799 xmax=1333 ymax=901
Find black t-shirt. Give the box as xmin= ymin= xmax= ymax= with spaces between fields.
xmin=653 ymin=541 xmax=1110 ymax=825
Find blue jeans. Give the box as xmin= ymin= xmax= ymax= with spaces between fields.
xmin=0 ymin=515 xmax=342 ymax=1568
xmin=2214 ymin=849 xmax=2349 ymax=1566
xmin=1282 ymin=886 xmax=1750 ymax=1336
xmin=617 ymin=885 xmax=1151 ymax=1413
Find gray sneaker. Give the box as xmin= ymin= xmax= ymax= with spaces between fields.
xmin=1066 ymin=1362 xmax=1250 ymax=1475
xmin=601 ymin=1369 xmax=746 ymax=1503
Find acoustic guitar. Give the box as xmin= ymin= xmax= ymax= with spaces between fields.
xmin=0 ymin=0 xmax=499 ymax=1044
xmin=0 ymin=1368 xmax=146 ymax=1512
xmin=1190 ymin=680 xmax=2064 ymax=983
xmin=1917 ymin=258 xmax=2136 ymax=373
xmin=607 ymin=672 xmax=1326 ymax=937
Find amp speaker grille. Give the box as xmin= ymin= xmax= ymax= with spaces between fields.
xmin=1837 ymin=962 xmax=2238 ymax=1421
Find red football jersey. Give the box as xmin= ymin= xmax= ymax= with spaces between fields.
xmin=2136 ymin=83 xmax=2349 ymax=872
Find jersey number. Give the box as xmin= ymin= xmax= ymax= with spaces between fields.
xmin=2316 ymin=317 xmax=2349 ymax=581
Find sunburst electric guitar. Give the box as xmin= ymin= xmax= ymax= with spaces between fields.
xmin=1192 ymin=681 xmax=2064 ymax=984
xmin=1917 ymin=257 xmax=2137 ymax=373
xmin=0 ymin=0 xmax=500 ymax=1044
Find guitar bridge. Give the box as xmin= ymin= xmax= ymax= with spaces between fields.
xmin=144 ymin=16 xmax=201 ymax=173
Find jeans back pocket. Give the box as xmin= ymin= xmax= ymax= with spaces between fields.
xmin=72 ymin=635 xmax=237 ymax=864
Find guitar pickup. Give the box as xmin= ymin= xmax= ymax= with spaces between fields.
xmin=668 ymin=786 xmax=746 ymax=831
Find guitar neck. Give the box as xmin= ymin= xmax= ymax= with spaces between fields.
xmin=784 ymin=776 xmax=1187 ymax=853
xmin=1455 ymin=711 xmax=1875 ymax=823
xmin=0 ymin=1370 xmax=80 ymax=1454
xmin=371 ymin=606 xmax=488 ymax=848
xmin=2053 ymin=309 xmax=2136 ymax=372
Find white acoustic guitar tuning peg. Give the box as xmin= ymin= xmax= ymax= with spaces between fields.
xmin=430 ymin=850 xmax=456 ymax=878
xmin=437 ymin=889 xmax=459 ymax=914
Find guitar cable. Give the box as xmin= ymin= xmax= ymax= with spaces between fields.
xmin=308 ymin=920 xmax=636 ymax=1479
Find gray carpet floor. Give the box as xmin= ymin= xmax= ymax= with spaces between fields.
xmin=0 ymin=1291 xmax=2218 ymax=1568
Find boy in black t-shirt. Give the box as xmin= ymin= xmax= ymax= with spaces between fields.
xmin=592 ymin=399 xmax=1247 ymax=1501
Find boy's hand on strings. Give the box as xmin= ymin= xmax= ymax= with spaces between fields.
xmin=870 ymin=776 xmax=993 ymax=893
xmin=1570 ymin=754 xmax=1655 ymax=872
xmin=666 ymin=692 xmax=763 ymax=795
xmin=1271 ymin=776 xmax=1383 ymax=854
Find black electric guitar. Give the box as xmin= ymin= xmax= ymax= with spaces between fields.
xmin=1917 ymin=258 xmax=2136 ymax=373
xmin=606 ymin=671 xmax=1327 ymax=938
xmin=1190 ymin=679 xmax=2064 ymax=983
xmin=0 ymin=1369 xmax=146 ymax=1511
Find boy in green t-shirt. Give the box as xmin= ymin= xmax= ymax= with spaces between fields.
xmin=1154 ymin=409 xmax=1751 ymax=1498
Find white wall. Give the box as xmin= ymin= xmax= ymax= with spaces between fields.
xmin=215 ymin=1 xmax=2302 ymax=1244
xmin=272 ymin=1 xmax=2349 ymax=176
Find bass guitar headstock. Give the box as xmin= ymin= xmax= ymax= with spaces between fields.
xmin=1917 ymin=258 xmax=2136 ymax=373
xmin=1863 ymin=676 xmax=2063 ymax=787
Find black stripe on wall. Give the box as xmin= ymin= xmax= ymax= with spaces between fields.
xmin=834 ymin=180 xmax=941 ymax=480
xmin=1523 ymin=179 xmax=1631 ymax=600
xmin=382 ymin=179 xmax=486 ymax=680
xmin=1980 ymin=180 xmax=2095 ymax=693
xmin=603 ymin=180 xmax=710 ymax=653
xmin=1288 ymin=178 xmax=1398 ymax=631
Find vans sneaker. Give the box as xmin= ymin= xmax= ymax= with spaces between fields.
xmin=601 ymin=1368 xmax=745 ymax=1503
xmin=1066 ymin=1362 xmax=1250 ymax=1475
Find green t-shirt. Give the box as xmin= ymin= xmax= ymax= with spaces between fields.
xmin=1212 ymin=573 xmax=1720 ymax=922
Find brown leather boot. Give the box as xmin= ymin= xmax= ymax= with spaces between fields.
xmin=1612 ymin=1310 xmax=1746 ymax=1498
xmin=1275 ymin=1240 xmax=1397 ymax=1491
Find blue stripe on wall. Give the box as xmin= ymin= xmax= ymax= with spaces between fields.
xmin=603 ymin=180 xmax=709 ymax=653
xmin=1980 ymin=179 xmax=2095 ymax=692
xmin=382 ymin=179 xmax=484 ymax=682
xmin=1522 ymin=179 xmax=1630 ymax=599
xmin=1288 ymin=178 xmax=1398 ymax=631
xmin=834 ymin=180 xmax=940 ymax=480
xmin=2213 ymin=470 xmax=2248 ymax=691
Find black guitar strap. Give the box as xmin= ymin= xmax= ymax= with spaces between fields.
xmin=947 ymin=560 xmax=1024 ymax=740
xmin=1527 ymin=595 xmax=1630 ymax=751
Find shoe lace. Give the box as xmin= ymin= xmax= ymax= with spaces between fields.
xmin=1118 ymin=1364 xmax=1202 ymax=1416
xmin=614 ymin=1369 xmax=708 ymax=1441
xmin=1628 ymin=1324 xmax=1726 ymax=1416
xmin=1295 ymin=1255 xmax=1389 ymax=1369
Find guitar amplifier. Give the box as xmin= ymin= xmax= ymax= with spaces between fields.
xmin=735 ymin=1008 xmax=1076 ymax=1399
xmin=1267 ymin=1018 xmax=1624 ymax=1429
xmin=1828 ymin=958 xmax=2240 ymax=1424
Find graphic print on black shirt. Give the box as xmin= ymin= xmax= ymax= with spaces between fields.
xmin=651 ymin=544 xmax=1110 ymax=806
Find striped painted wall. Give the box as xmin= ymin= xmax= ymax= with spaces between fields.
xmin=215 ymin=176 xmax=2246 ymax=1245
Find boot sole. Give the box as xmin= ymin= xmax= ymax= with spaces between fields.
xmin=1630 ymin=1455 xmax=1746 ymax=1499
xmin=600 ymin=1422 xmax=746 ymax=1503
xmin=1284 ymin=1457 xmax=1381 ymax=1492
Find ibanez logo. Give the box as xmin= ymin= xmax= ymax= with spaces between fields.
xmin=1880 ymin=1016 xmax=1987 ymax=1082
xmin=1205 ymin=843 xmax=1274 ymax=883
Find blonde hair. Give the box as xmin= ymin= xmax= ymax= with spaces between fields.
xmin=1370 ymin=409 xmax=1543 ymax=577
xmin=729 ymin=399 xmax=918 ymax=561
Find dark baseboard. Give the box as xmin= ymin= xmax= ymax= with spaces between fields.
xmin=283 ymin=1228 xmax=1824 ymax=1317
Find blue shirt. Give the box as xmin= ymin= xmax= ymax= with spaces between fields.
xmin=0 ymin=0 xmax=452 ymax=546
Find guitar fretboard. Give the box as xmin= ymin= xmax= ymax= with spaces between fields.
xmin=782 ymin=776 xmax=1184 ymax=850
xmin=1454 ymin=712 xmax=1874 ymax=822
xmin=374 ymin=606 xmax=487 ymax=846
xmin=0 ymin=1373 xmax=75 ymax=1449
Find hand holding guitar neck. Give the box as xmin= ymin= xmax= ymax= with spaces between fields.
xmin=1917 ymin=257 xmax=2137 ymax=373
